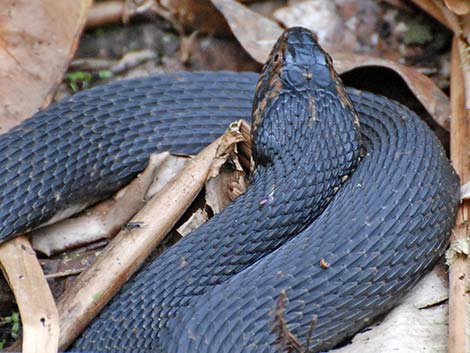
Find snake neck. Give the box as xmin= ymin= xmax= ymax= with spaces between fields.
xmin=251 ymin=89 xmax=361 ymax=175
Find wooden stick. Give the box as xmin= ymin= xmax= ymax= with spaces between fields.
xmin=448 ymin=35 xmax=470 ymax=353
xmin=0 ymin=235 xmax=59 ymax=353
xmin=56 ymin=125 xmax=246 ymax=350
xmin=86 ymin=1 xmax=126 ymax=28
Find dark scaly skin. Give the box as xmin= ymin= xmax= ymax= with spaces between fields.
xmin=0 ymin=28 xmax=459 ymax=352
xmin=166 ymin=89 xmax=459 ymax=353
xmin=71 ymin=27 xmax=362 ymax=352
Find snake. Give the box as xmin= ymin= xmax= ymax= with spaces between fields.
xmin=0 ymin=27 xmax=460 ymax=352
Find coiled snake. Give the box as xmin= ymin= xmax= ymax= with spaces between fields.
xmin=0 ymin=27 xmax=460 ymax=352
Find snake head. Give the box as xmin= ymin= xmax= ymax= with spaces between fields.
xmin=251 ymin=26 xmax=360 ymax=168
xmin=252 ymin=27 xmax=358 ymax=135
xmin=270 ymin=27 xmax=338 ymax=92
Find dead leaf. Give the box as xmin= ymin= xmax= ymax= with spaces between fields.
xmin=177 ymin=120 xmax=250 ymax=233
xmin=210 ymin=0 xmax=283 ymax=63
xmin=333 ymin=53 xmax=451 ymax=130
xmin=177 ymin=209 xmax=209 ymax=237
xmin=205 ymin=120 xmax=249 ymax=215
xmin=273 ymin=0 xmax=357 ymax=52
xmin=208 ymin=120 xmax=248 ymax=179
xmin=205 ymin=166 xmax=248 ymax=215
xmin=0 ymin=0 xmax=92 ymax=132
xmin=41 ymin=250 xmax=101 ymax=280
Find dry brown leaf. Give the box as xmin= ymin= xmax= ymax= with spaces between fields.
xmin=179 ymin=120 xmax=250 ymax=234
xmin=41 ymin=250 xmax=102 ymax=280
xmin=177 ymin=208 xmax=209 ymax=237
xmin=273 ymin=0 xmax=357 ymax=53
xmin=206 ymin=165 xmax=248 ymax=215
xmin=248 ymin=0 xmax=287 ymax=17
xmin=210 ymin=0 xmax=283 ymax=63
xmin=0 ymin=0 xmax=92 ymax=132
xmin=208 ymin=121 xmax=249 ymax=179
xmin=333 ymin=53 xmax=451 ymax=130
xmin=0 ymin=236 xmax=59 ymax=353
xmin=96 ymin=0 xmax=231 ymax=31
xmin=205 ymin=122 xmax=249 ymax=215
xmin=205 ymin=121 xmax=249 ymax=212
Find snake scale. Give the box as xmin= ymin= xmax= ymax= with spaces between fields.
xmin=0 ymin=28 xmax=460 ymax=352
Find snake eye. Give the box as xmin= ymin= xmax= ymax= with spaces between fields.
xmin=274 ymin=54 xmax=280 ymax=63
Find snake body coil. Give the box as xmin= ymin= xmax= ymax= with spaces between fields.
xmin=0 ymin=28 xmax=460 ymax=352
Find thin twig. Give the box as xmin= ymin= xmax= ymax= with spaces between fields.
xmin=272 ymin=290 xmax=318 ymax=353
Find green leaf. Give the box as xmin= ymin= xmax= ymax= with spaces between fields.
xmin=66 ymin=71 xmax=93 ymax=82
xmin=98 ymin=70 xmax=113 ymax=79
xmin=404 ymin=23 xmax=433 ymax=45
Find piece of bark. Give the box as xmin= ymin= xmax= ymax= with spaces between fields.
xmin=0 ymin=236 xmax=59 ymax=353
xmin=55 ymin=123 xmax=246 ymax=350
xmin=448 ymin=35 xmax=470 ymax=353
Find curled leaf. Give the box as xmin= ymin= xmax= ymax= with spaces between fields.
xmin=333 ymin=53 xmax=451 ymax=130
